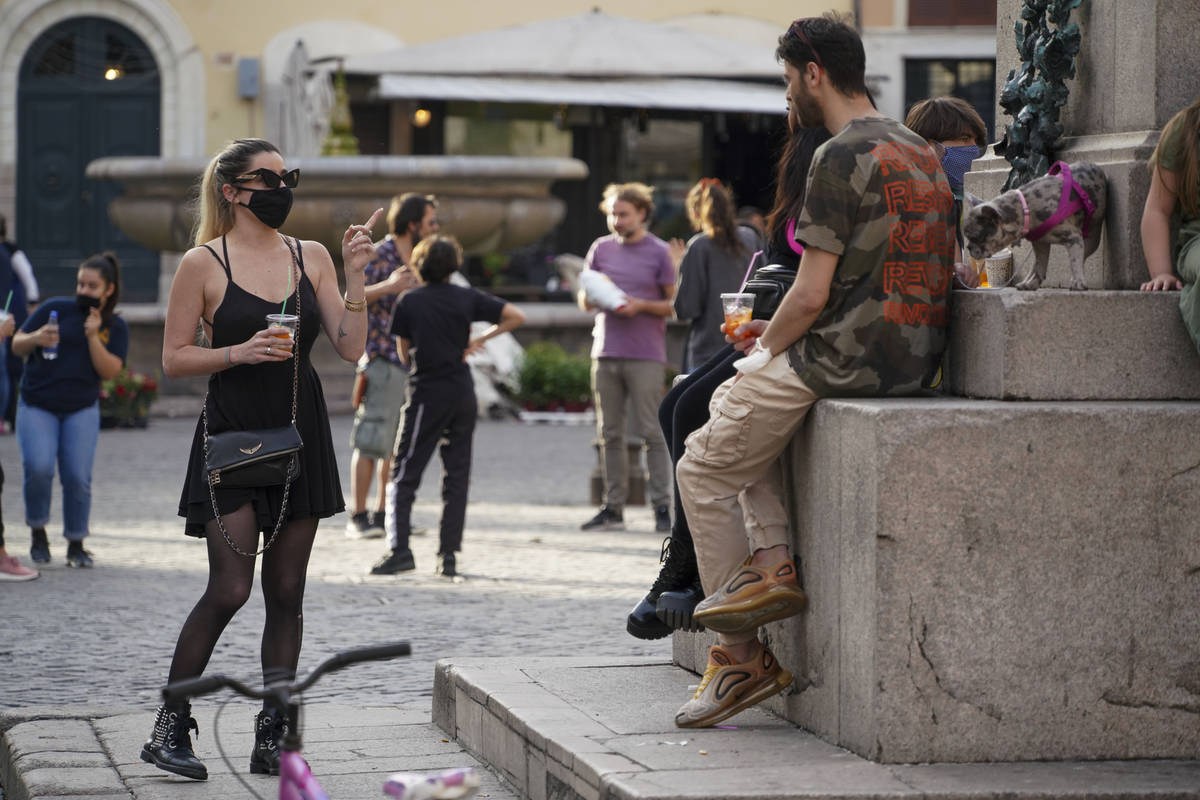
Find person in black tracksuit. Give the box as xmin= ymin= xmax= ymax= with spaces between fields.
xmin=370 ymin=235 xmax=525 ymax=578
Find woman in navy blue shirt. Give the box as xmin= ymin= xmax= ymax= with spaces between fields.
xmin=11 ymin=252 xmax=127 ymax=568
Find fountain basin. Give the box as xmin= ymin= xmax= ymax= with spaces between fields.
xmin=85 ymin=155 xmax=588 ymax=256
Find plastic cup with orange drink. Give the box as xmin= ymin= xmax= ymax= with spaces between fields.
xmin=720 ymin=292 xmax=755 ymax=340
xmin=266 ymin=313 xmax=298 ymax=353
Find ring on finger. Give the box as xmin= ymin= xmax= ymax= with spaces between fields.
xmin=267 ymin=345 xmax=272 ymax=355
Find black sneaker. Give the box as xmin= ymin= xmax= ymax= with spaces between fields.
xmin=581 ymin=506 xmax=624 ymax=531
xmin=367 ymin=511 xmax=387 ymax=539
xmin=66 ymin=542 xmax=94 ymax=569
xmin=345 ymin=511 xmax=371 ymax=539
xmin=656 ymin=582 xmax=705 ymax=632
xmin=626 ymin=537 xmax=702 ymax=640
xmin=30 ymin=527 xmax=50 ymax=564
xmin=437 ymin=552 xmax=457 ymax=577
xmin=370 ymin=548 xmax=416 ymax=575
xmin=654 ymin=505 xmax=671 ymax=532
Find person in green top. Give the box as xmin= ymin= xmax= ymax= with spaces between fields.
xmin=1140 ymin=97 xmax=1200 ymax=350
xmin=671 ymin=13 xmax=957 ymax=730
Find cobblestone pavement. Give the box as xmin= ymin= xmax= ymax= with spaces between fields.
xmin=0 ymin=413 xmax=673 ymax=713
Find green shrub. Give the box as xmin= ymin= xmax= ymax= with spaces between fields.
xmin=516 ymin=342 xmax=592 ymax=410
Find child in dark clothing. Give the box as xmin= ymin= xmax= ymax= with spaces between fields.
xmin=370 ymin=236 xmax=525 ymax=577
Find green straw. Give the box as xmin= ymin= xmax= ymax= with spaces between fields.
xmin=281 ymin=259 xmax=293 ymax=316
xmin=2 ymin=290 xmax=10 ymax=313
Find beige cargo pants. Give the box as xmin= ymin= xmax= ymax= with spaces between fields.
xmin=676 ymin=352 xmax=819 ymax=644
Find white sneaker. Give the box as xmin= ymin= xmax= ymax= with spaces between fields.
xmin=0 ymin=554 xmax=39 ymax=581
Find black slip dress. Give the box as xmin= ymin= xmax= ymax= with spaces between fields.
xmin=178 ymin=236 xmax=344 ymax=536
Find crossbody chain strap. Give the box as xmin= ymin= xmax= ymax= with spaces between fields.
xmin=201 ymin=235 xmax=302 ymax=557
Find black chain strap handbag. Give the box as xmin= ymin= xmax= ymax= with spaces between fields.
xmin=202 ymin=235 xmax=305 ymax=555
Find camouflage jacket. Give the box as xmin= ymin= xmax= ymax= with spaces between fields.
xmin=789 ymin=117 xmax=956 ymax=396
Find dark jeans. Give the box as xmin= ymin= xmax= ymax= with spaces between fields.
xmin=657 ymin=344 xmax=739 ymax=550
xmin=386 ymin=380 xmax=477 ymax=556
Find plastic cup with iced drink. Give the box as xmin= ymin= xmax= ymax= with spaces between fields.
xmin=266 ymin=313 xmax=298 ymax=353
xmin=720 ymin=292 xmax=755 ymax=340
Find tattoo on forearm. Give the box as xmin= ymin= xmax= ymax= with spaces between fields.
xmin=338 ymin=322 xmax=348 ymax=340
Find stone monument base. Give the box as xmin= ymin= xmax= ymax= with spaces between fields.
xmin=674 ymin=397 xmax=1200 ymax=764
xmin=949 ymin=289 xmax=1200 ymax=399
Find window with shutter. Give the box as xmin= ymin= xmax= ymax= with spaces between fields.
xmin=909 ymin=0 xmax=997 ymax=27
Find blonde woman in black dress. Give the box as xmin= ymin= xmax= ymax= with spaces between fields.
xmin=140 ymin=138 xmax=379 ymax=780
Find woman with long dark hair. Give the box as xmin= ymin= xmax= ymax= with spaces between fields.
xmin=626 ymin=124 xmax=832 ymax=640
xmin=139 ymin=138 xmax=378 ymax=781
xmin=674 ymin=179 xmax=760 ymax=372
xmin=11 ymin=252 xmax=127 ymax=569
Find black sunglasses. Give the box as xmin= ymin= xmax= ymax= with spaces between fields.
xmin=233 ymin=168 xmax=300 ymax=189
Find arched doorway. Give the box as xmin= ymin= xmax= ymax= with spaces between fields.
xmin=17 ymin=16 xmax=160 ymax=302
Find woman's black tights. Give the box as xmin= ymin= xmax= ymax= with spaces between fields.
xmin=167 ymin=504 xmax=319 ymax=706
xmin=658 ymin=344 xmax=739 ymax=551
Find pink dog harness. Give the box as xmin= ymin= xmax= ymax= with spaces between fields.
xmin=1017 ymin=161 xmax=1098 ymax=242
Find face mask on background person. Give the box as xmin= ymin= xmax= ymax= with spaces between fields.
xmin=941 ymin=144 xmax=981 ymax=197
xmin=238 ymin=187 xmax=294 ymax=229
xmin=75 ymin=294 xmax=102 ymax=311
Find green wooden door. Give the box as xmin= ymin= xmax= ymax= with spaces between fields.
xmin=17 ymin=17 xmax=161 ymax=302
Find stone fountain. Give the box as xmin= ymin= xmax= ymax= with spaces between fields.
xmin=84 ymin=155 xmax=588 ymax=259
xmin=84 ymin=154 xmax=588 ymax=408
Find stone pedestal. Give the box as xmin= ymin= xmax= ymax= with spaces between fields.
xmin=676 ymin=398 xmax=1200 ymax=764
xmin=949 ymin=289 xmax=1200 ymax=399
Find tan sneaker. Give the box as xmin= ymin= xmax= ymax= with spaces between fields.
xmin=674 ymin=643 xmax=791 ymax=728
xmin=692 ymin=555 xmax=806 ymax=634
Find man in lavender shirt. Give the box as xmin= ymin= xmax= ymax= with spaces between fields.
xmin=578 ymin=183 xmax=676 ymax=532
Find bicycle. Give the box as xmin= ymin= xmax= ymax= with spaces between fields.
xmin=162 ymin=641 xmax=480 ymax=800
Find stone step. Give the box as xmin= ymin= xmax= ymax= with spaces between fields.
xmin=948 ymin=288 xmax=1200 ymax=400
xmin=677 ymin=398 xmax=1200 ymax=764
xmin=432 ymin=656 xmax=1200 ymax=800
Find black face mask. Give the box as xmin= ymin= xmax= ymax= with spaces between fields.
xmin=75 ymin=294 xmax=102 ymax=311
xmin=238 ymin=187 xmax=293 ymax=229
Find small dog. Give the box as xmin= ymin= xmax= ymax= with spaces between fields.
xmin=962 ymin=161 xmax=1106 ymax=290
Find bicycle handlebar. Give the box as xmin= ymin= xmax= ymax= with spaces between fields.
xmin=162 ymin=641 xmax=411 ymax=704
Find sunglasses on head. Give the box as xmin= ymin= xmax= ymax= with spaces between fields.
xmin=232 ymin=168 xmax=300 ymax=189
xmin=788 ymin=18 xmax=826 ymax=72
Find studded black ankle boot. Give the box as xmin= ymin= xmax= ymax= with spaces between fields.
xmin=249 ymin=707 xmax=289 ymax=775
xmin=139 ymin=703 xmax=207 ymax=780
xmin=627 ymin=537 xmax=702 ymax=640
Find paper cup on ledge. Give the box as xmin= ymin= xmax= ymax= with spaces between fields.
xmin=984 ymin=249 xmax=1014 ymax=288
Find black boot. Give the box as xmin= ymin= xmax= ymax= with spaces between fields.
xmin=626 ymin=537 xmax=702 ymax=639
xmin=140 ymin=703 xmax=207 ymax=780
xmin=249 ymin=708 xmax=289 ymax=775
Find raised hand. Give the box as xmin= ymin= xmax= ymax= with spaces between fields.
xmin=343 ymin=208 xmax=383 ymax=276
xmin=83 ymin=307 xmax=102 ymax=339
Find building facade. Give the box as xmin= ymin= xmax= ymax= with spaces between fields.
xmin=13 ymin=0 xmax=1008 ymax=301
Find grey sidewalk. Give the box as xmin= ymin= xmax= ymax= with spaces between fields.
xmin=0 ymin=413 xmax=674 ymax=798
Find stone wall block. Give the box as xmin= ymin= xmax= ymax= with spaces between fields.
xmin=947 ymin=290 xmax=1200 ymax=400
xmin=728 ymin=398 xmax=1200 ymax=763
